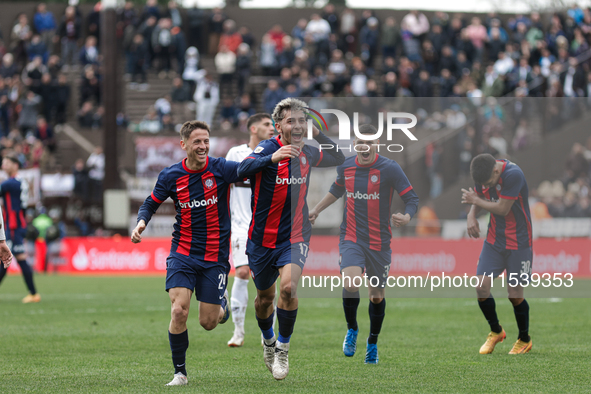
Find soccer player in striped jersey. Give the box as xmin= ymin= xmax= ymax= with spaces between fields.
xmin=225 ymin=113 xmax=275 ymax=347
xmin=309 ymin=124 xmax=419 ymax=364
xmin=462 ymin=154 xmax=533 ymax=355
xmin=237 ymin=98 xmax=345 ymax=380
xmin=0 ymin=154 xmax=40 ymax=303
xmin=131 ymin=121 xmax=240 ymax=386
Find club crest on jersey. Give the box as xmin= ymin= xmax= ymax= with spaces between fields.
xmin=370 ymin=174 xmax=379 ymax=184
xmin=300 ymin=156 xmax=307 ymax=166
xmin=254 ymin=146 xmax=264 ymax=153
xmin=204 ymin=178 xmax=214 ymax=189
xmin=496 ymin=184 xmax=502 ymax=191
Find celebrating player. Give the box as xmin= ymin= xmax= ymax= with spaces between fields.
xmin=131 ymin=121 xmax=241 ymax=386
xmin=237 ymin=98 xmax=345 ymax=380
xmin=309 ymin=124 xmax=419 ymax=364
xmin=461 ymin=154 xmax=533 ymax=354
xmin=0 ymin=154 xmax=40 ymax=303
xmin=225 ymin=113 xmax=275 ymax=347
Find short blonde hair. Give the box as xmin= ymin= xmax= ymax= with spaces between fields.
xmin=271 ymin=97 xmax=308 ymax=124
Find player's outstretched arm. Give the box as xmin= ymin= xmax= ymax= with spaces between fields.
xmin=131 ymin=220 xmax=146 ymax=244
xmin=309 ymin=192 xmax=339 ymax=225
xmin=312 ymin=131 xmax=345 ymax=167
xmin=237 ymin=145 xmax=299 ymax=177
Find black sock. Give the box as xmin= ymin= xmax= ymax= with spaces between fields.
xmin=277 ymin=308 xmax=298 ymax=343
xmin=513 ymin=299 xmax=530 ymax=342
xmin=368 ymin=299 xmax=385 ymax=345
xmin=256 ymin=311 xmax=275 ymax=340
xmin=169 ymin=330 xmax=188 ymax=376
xmin=342 ymin=288 xmax=360 ymax=331
xmin=17 ymin=259 xmax=36 ymax=295
xmin=478 ymin=297 xmax=502 ymax=333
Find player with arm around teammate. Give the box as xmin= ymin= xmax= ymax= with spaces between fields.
xmin=309 ymin=124 xmax=419 ymax=364
xmin=237 ymin=98 xmax=345 ymax=380
xmin=461 ymin=153 xmax=533 ymax=355
xmin=131 ymin=120 xmax=241 ymax=386
xmin=225 ymin=113 xmax=275 ymax=347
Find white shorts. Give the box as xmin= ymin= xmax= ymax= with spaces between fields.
xmin=231 ymin=235 xmax=249 ymax=268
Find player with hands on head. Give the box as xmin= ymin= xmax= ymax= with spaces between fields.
xmin=309 ymin=124 xmax=419 ymax=365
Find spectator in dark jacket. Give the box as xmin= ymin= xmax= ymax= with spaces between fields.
xmin=58 ymin=6 xmax=81 ymax=69
xmin=128 ymin=34 xmax=148 ymax=84
xmin=79 ymin=36 xmax=100 ymax=67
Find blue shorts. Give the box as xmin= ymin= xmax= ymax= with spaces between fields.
xmin=6 ymin=228 xmax=26 ymax=255
xmin=165 ymin=253 xmax=230 ymax=305
xmin=246 ymin=240 xmax=308 ymax=291
xmin=477 ymin=242 xmax=533 ymax=286
xmin=339 ymin=241 xmax=391 ymax=288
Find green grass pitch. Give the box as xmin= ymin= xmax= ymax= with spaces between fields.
xmin=1 ymin=275 xmax=589 ymax=393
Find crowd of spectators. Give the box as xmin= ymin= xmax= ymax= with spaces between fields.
xmin=531 ymin=139 xmax=591 ymax=219
xmin=3 ymin=1 xmax=591 ymax=227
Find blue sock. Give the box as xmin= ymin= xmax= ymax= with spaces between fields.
xmin=277 ymin=308 xmax=298 ymax=344
xmin=368 ymin=299 xmax=385 ymax=345
xmin=256 ymin=311 xmax=275 ymax=340
xmin=169 ymin=330 xmax=188 ymax=376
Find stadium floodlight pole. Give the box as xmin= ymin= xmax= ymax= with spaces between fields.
xmin=101 ymin=0 xmax=123 ymax=228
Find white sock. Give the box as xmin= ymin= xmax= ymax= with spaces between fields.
xmin=230 ymin=277 xmax=249 ymax=332
xmin=277 ymin=340 xmax=290 ymax=351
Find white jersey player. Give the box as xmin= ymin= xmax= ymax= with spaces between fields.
xmin=226 ymin=113 xmax=275 ymax=347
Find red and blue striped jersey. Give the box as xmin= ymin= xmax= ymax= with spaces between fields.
xmin=329 ymin=155 xmax=419 ymax=251
xmin=475 ymin=159 xmax=532 ymax=250
xmin=0 ymin=176 xmax=28 ymax=231
xmin=237 ymin=133 xmax=345 ymax=249
xmin=137 ymin=157 xmax=241 ymax=264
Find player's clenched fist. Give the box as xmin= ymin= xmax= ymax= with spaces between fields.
xmin=308 ymin=209 xmax=319 ymax=225
xmin=0 ymin=240 xmax=13 ymax=268
xmin=271 ymin=145 xmax=300 ymax=163
xmin=391 ymin=213 xmax=411 ymax=228
xmin=131 ymin=220 xmax=146 ymax=243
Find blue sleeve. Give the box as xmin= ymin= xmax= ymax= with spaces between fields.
xmin=328 ymin=165 xmax=346 ymax=198
xmin=311 ymin=132 xmax=345 ymax=167
xmin=499 ymin=169 xmax=524 ymax=200
xmin=137 ymin=169 xmax=170 ymax=224
xmin=391 ymin=161 xmax=419 ymax=219
xmin=237 ymin=140 xmax=276 ymax=178
xmin=222 ymin=158 xmax=242 ymax=184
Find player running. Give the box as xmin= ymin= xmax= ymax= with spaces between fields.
xmin=309 ymin=124 xmax=419 ymax=364
xmin=0 ymin=154 xmax=40 ymax=303
xmin=461 ymin=153 xmax=533 ymax=355
xmin=226 ymin=113 xmax=275 ymax=347
xmin=131 ymin=121 xmax=240 ymax=386
xmin=237 ymin=98 xmax=345 ymax=380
